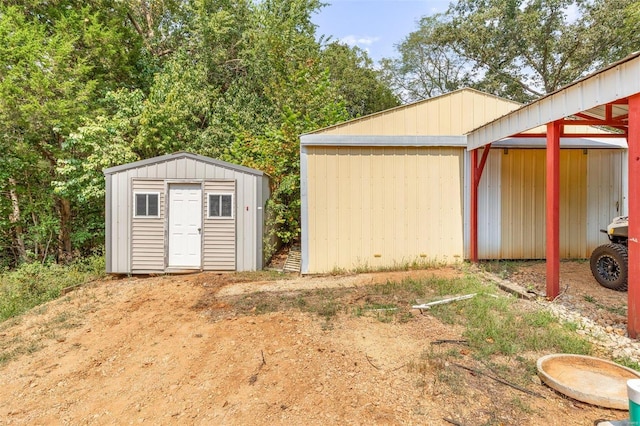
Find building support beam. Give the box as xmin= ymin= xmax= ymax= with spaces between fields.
xmin=546 ymin=121 xmax=561 ymax=300
xmin=628 ymin=94 xmax=640 ymax=338
xmin=470 ymin=144 xmax=492 ymax=263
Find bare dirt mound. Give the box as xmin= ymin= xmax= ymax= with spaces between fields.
xmin=0 ymin=268 xmax=627 ymax=425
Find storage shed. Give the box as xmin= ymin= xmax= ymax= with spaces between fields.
xmin=104 ymin=152 xmax=270 ymax=274
xmin=300 ymin=88 xmax=627 ymax=274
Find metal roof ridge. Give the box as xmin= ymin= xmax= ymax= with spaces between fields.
xmin=103 ymin=151 xmax=267 ymax=176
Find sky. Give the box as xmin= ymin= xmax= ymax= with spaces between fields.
xmin=313 ymin=0 xmax=452 ymax=63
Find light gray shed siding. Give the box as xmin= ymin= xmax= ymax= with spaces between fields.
xmin=203 ymin=180 xmax=236 ymax=270
xmin=131 ymin=179 xmax=165 ymax=272
xmin=104 ymin=153 xmax=269 ymax=274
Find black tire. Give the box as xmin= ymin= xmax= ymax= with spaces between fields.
xmin=589 ymin=243 xmax=628 ymax=291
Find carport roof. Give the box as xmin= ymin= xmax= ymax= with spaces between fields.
xmin=467 ymin=51 xmax=640 ymax=150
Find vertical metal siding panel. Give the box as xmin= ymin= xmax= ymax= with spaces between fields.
xmin=370 ymin=148 xmax=385 ymax=267
xmin=448 ymin=148 xmax=465 ymax=260
xmin=501 ymin=150 xmax=546 ymax=259
xmin=587 ymin=150 xmax=624 ymax=253
xmin=314 ymin=147 xmax=326 ymax=273
xmin=416 ymin=149 xmax=430 ymax=257
xmin=360 ymin=148 xmax=373 ymax=266
xmin=463 ymin=149 xmax=470 ymax=259
xmin=155 ymin=161 xmax=166 ymax=178
xmin=195 ymin=161 xmax=206 ymax=179
xmin=478 ymin=150 xmax=502 ymax=259
xmin=246 ymin=176 xmax=257 ymax=270
xmin=304 ymin=149 xmax=315 ymax=272
xmin=533 ymin=150 xmax=547 ymax=258
xmin=258 ymin=175 xmax=270 ymax=267
xmin=414 ymin=104 xmax=426 ymax=134
xmin=328 ymin=149 xmax=341 ymax=269
xmin=337 ymin=150 xmax=350 ymax=265
xmin=237 ymin=173 xmax=248 ymax=271
xmin=342 ymin=148 xmax=357 ymax=266
xmin=428 ymin=103 xmax=439 ymax=134
xmin=437 ymin=148 xmax=458 ymax=259
xmin=371 ymin=117 xmax=383 ymax=134
xmin=559 ymin=150 xmax=587 ymax=258
xmin=310 ymin=148 xmax=327 ymax=272
xmin=450 ymin=93 xmax=463 ymax=134
xmin=105 ymin=174 xmax=113 ymax=272
xmin=234 ymin=172 xmax=244 ymax=271
xmin=502 ymin=150 xmax=520 ymax=258
xmin=405 ymin=147 xmax=419 ymax=257
xmin=406 ymin=107 xmax=417 ymax=134
xmin=392 ymin=148 xmax=405 ymax=261
xmin=117 ymin=171 xmax=131 ymax=271
xmin=204 ymin=163 xmax=214 ymax=179
xmin=176 ymin=158 xmax=186 ymax=177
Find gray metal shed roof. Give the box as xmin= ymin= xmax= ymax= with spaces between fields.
xmin=103 ymin=151 xmax=266 ymax=177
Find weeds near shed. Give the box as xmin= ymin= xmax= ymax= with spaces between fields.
xmin=615 ymin=356 xmax=640 ymax=372
xmin=0 ymin=255 xmax=105 ymax=323
xmin=333 ymin=257 xmax=450 ymax=275
xmin=582 ymin=295 xmax=627 ymax=317
xmin=428 ymin=295 xmax=591 ymax=358
xmin=479 ymin=260 xmax=538 ymax=279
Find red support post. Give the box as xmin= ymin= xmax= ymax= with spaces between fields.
xmin=546 ymin=121 xmax=561 ymax=300
xmin=471 ymin=149 xmax=479 ymax=263
xmin=628 ymin=94 xmax=640 ymax=338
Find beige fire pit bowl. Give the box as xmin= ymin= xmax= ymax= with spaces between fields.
xmin=537 ymin=354 xmax=640 ymax=410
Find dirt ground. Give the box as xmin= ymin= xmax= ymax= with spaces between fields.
xmin=0 ymin=264 xmax=632 ymax=425
xmin=507 ymin=260 xmax=628 ymax=332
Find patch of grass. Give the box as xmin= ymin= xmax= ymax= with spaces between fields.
xmin=316 ymin=299 xmax=341 ymax=319
xmin=336 ymin=257 xmax=451 ymax=275
xmin=615 ymin=356 xmax=640 ymax=372
xmin=0 ymin=337 xmax=44 ymax=366
xmin=429 ymin=295 xmax=591 ymax=359
xmin=234 ymin=270 xmax=294 ymax=281
xmin=479 ymin=260 xmax=539 ymax=279
xmin=510 ymin=396 xmax=533 ymax=415
xmin=582 ymin=295 xmax=626 ymax=316
xmin=0 ymin=255 xmax=106 ymax=323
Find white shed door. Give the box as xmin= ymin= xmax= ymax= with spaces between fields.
xmin=168 ymin=184 xmax=202 ymax=268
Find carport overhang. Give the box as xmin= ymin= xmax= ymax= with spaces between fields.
xmin=466 ymin=51 xmax=640 ymax=337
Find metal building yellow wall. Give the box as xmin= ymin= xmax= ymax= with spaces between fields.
xmin=305 ymin=146 xmax=464 ymax=273
xmin=314 ymin=89 xmax=521 ymax=136
xmin=500 ymin=149 xmax=587 ymax=259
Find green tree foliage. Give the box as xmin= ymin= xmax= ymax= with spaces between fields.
xmin=1 ymin=0 xmax=395 ymax=267
xmin=0 ymin=1 xmax=144 ymax=264
xmin=321 ymin=42 xmax=399 ymax=117
xmin=383 ymin=0 xmax=640 ymax=103
xmin=380 ymin=16 xmax=472 ymax=103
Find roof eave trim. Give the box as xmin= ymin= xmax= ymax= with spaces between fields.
xmin=300 ymin=134 xmax=467 ymax=147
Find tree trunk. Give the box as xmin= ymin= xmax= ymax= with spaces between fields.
xmin=8 ymin=178 xmax=27 ymax=262
xmin=57 ymin=196 xmax=73 ymax=262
